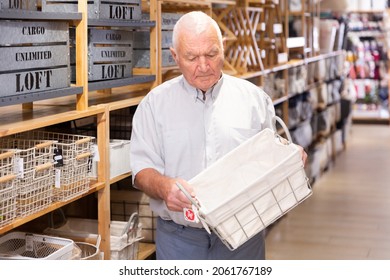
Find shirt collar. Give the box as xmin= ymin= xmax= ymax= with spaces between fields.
xmin=182 ymin=73 xmax=224 ymax=102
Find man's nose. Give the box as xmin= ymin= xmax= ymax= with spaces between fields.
xmin=198 ymin=56 xmax=209 ymax=71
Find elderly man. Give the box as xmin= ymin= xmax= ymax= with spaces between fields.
xmin=130 ymin=11 xmax=306 ymax=260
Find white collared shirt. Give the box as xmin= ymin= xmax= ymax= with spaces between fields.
xmin=130 ymin=73 xmax=276 ymax=227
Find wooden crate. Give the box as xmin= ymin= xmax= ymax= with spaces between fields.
xmin=70 ymin=27 xmax=133 ymax=82
xmin=133 ymin=30 xmax=174 ymax=67
xmin=42 ymin=0 xmax=142 ymax=21
xmin=0 ymin=20 xmax=70 ymax=97
xmin=134 ymin=30 xmax=172 ymax=49
xmin=142 ymin=12 xmax=182 ymax=30
xmin=133 ymin=12 xmax=181 ymax=68
xmin=134 ymin=49 xmax=174 ymax=68
xmin=0 ymin=0 xmax=37 ymax=11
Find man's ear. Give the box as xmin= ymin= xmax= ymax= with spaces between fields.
xmin=222 ymin=36 xmax=227 ymax=51
xmin=170 ymin=47 xmax=178 ymax=64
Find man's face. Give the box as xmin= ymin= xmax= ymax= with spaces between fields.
xmin=170 ymin=28 xmax=224 ymax=92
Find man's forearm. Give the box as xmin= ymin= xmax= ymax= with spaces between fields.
xmin=133 ymin=168 xmax=173 ymax=201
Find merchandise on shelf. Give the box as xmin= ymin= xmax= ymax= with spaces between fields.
xmin=70 ymin=27 xmax=134 ymax=82
xmin=0 ymin=0 xmax=38 ymax=11
xmin=42 ymin=0 xmax=142 ymax=21
xmin=0 ymin=20 xmax=70 ymax=97
xmin=345 ymin=11 xmax=389 ymax=120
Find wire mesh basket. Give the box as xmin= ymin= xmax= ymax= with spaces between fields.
xmin=0 ymin=150 xmax=17 ymax=227
xmin=0 ymin=232 xmax=74 ymax=260
xmin=0 ymin=140 xmax=55 ymax=218
xmin=12 ymin=131 xmax=94 ymax=202
xmin=16 ymin=178 xmax=53 ymax=217
xmin=180 ymin=117 xmax=312 ymax=251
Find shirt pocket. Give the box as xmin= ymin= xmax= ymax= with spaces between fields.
xmin=162 ymin=128 xmax=191 ymax=177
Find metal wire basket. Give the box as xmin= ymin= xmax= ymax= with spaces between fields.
xmin=0 ymin=140 xmax=55 ymax=218
xmin=12 ymin=131 xmax=94 ymax=202
xmin=0 ymin=150 xmax=17 ymax=227
xmin=0 ymin=232 xmax=74 ymax=260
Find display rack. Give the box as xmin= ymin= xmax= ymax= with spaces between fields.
xmin=0 ymin=0 xmax=351 ymax=260
xmin=345 ymin=10 xmax=390 ymax=124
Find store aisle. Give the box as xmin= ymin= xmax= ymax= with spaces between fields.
xmin=265 ymin=124 xmax=390 ymax=260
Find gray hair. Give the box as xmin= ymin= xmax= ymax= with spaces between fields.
xmin=172 ymin=11 xmax=223 ymax=51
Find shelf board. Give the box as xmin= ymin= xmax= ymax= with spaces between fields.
xmin=347 ymin=10 xmax=385 ymax=14
xmin=88 ymin=19 xmax=155 ymax=28
xmin=0 ymin=104 xmax=105 ymax=137
xmin=273 ymin=95 xmax=289 ymax=106
xmin=88 ymin=75 xmax=156 ymax=92
xmin=0 ymin=86 xmax=83 ymax=107
xmin=0 ymin=10 xmax=82 ymax=20
xmin=138 ymin=242 xmax=156 ymax=260
xmin=347 ymin=30 xmax=384 ymax=38
xmin=110 ymin=172 xmax=132 ymax=184
xmin=0 ymin=181 xmax=105 ymax=235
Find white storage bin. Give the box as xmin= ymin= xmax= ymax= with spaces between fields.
xmin=91 ymin=139 xmax=131 ymax=179
xmin=110 ymin=189 xmax=157 ymax=243
xmin=44 ymin=216 xmax=142 ymax=260
xmin=182 ymin=118 xmax=312 ymax=251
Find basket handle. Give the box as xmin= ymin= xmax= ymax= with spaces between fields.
xmin=76 ymin=152 xmax=92 ymax=160
xmin=75 ymin=137 xmax=92 ymax=145
xmin=0 ymin=150 xmax=14 ymax=160
xmin=34 ymin=141 xmax=54 ymax=150
xmin=35 ymin=162 xmax=53 ymax=172
xmin=175 ymin=182 xmax=201 ymax=209
xmin=273 ymin=116 xmax=292 ymax=143
xmin=0 ymin=174 xmax=17 ymax=183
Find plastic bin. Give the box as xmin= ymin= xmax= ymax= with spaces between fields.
xmin=44 ymin=215 xmax=142 ymax=260
xmin=181 ymin=117 xmax=312 ymax=250
xmin=90 ymin=139 xmax=131 ymax=179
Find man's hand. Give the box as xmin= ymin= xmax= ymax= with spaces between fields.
xmin=297 ymin=145 xmax=308 ymax=166
xmin=164 ymin=178 xmax=195 ymax=212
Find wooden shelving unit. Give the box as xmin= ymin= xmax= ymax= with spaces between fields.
xmin=0 ymin=0 xmax=350 ymax=261
xmin=0 ymin=0 xmax=157 ymax=260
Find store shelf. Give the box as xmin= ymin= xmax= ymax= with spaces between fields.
xmin=0 ymin=0 xmax=352 ymax=261
xmin=0 ymin=181 xmax=105 ymax=235
xmin=88 ymin=19 xmax=155 ymax=27
xmin=138 ymin=242 xmax=156 ymax=260
xmin=0 ymin=10 xmax=82 ymax=20
xmin=88 ymin=75 xmax=155 ymax=92
xmin=0 ymin=86 xmax=83 ymax=107
xmin=0 ymin=103 xmax=106 ymax=137
xmin=352 ymin=107 xmax=390 ymax=124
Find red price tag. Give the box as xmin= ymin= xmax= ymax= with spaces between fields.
xmin=185 ymin=209 xmax=195 ymax=221
xmin=183 ymin=206 xmax=199 ymax=223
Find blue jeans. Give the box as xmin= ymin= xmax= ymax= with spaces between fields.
xmin=156 ymin=217 xmax=265 ymax=260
